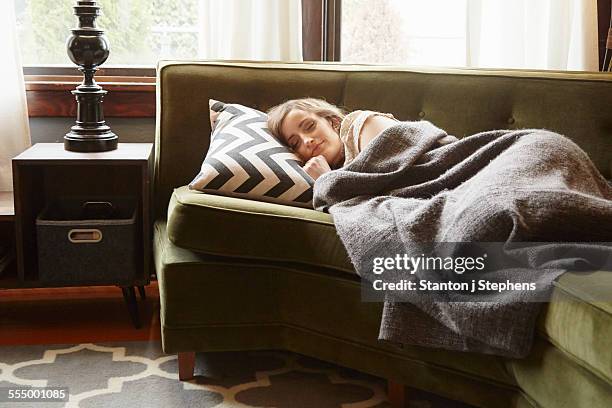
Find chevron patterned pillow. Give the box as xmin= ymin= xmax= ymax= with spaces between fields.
xmin=189 ymin=100 xmax=315 ymax=207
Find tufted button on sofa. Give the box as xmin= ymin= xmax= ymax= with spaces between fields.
xmin=154 ymin=61 xmax=612 ymax=408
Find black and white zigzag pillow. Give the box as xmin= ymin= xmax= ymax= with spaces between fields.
xmin=189 ymin=100 xmax=314 ymax=207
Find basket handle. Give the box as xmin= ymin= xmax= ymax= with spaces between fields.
xmin=68 ymin=229 xmax=103 ymax=243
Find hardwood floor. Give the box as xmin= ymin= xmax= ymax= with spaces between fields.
xmin=0 ymin=281 xmax=160 ymax=346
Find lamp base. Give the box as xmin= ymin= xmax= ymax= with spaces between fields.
xmin=64 ymin=132 xmax=118 ymax=152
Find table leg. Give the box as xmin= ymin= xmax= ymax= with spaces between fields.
xmin=121 ymin=286 xmax=141 ymax=329
xmin=137 ymin=285 xmax=146 ymax=300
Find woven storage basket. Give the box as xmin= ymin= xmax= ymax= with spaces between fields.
xmin=36 ymin=197 xmax=137 ymax=284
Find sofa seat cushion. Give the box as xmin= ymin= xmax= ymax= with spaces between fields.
xmin=534 ymin=271 xmax=612 ymax=386
xmin=166 ymin=185 xmax=354 ymax=273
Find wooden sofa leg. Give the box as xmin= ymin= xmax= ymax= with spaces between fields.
xmin=387 ymin=380 xmax=406 ymax=408
xmin=178 ymin=352 xmax=195 ymax=381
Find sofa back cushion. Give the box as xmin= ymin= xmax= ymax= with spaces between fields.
xmin=155 ymin=61 xmax=612 ymax=216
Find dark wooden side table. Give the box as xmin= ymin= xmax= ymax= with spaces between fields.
xmin=7 ymin=143 xmax=153 ymax=328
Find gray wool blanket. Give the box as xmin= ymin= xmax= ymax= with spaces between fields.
xmin=313 ymin=121 xmax=612 ymax=358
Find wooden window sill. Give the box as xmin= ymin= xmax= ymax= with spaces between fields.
xmin=25 ymin=75 xmax=156 ymax=118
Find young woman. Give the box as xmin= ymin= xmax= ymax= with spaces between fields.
xmin=267 ymin=98 xmax=455 ymax=180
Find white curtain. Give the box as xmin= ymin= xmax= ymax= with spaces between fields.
xmin=466 ymin=0 xmax=599 ymax=71
xmin=198 ymin=0 xmax=302 ymax=61
xmin=0 ymin=0 xmax=31 ymax=191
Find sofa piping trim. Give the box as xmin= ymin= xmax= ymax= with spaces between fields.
xmin=173 ymin=189 xmax=336 ymax=226
xmin=157 ymin=60 xmax=612 ymax=83
xmin=162 ymin=239 xmax=356 ymax=278
xmin=159 ymin=244 xmax=359 ymax=283
xmin=551 ymin=278 xmax=612 ymax=316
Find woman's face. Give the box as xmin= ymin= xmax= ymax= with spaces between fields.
xmin=280 ymin=109 xmax=344 ymax=168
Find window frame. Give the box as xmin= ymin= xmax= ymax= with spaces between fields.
xmin=302 ymin=0 xmax=341 ymax=61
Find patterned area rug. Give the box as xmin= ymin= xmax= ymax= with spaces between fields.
xmin=0 ymin=341 xmax=473 ymax=408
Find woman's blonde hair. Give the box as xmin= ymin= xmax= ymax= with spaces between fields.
xmin=267 ymin=98 xmax=345 ymax=140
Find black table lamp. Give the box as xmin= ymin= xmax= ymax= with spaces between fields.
xmin=64 ymin=0 xmax=118 ymax=152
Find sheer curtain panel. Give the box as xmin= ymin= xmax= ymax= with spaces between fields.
xmin=198 ymin=0 xmax=303 ymax=61
xmin=467 ymin=0 xmax=599 ymax=70
xmin=0 ymin=0 xmax=31 ymax=191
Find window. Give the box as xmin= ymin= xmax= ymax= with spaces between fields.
xmin=340 ymin=0 xmax=600 ymax=71
xmin=15 ymin=0 xmax=200 ymax=67
xmin=341 ymin=0 xmax=467 ymax=67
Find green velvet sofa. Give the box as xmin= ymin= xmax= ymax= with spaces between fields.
xmin=153 ymin=61 xmax=612 ymax=408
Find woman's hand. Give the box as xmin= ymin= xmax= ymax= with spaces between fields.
xmin=304 ymin=155 xmax=332 ymax=180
